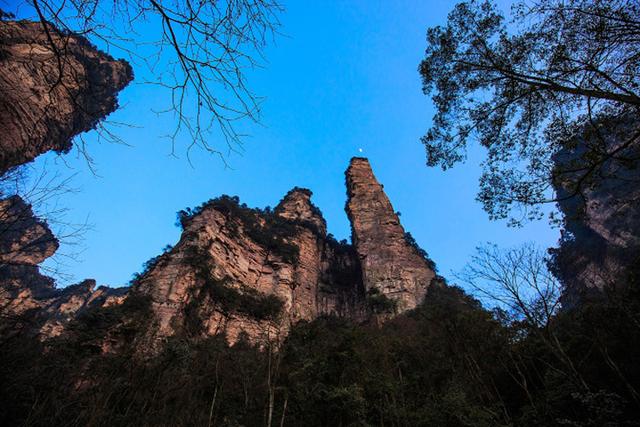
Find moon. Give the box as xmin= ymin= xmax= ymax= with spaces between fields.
xmin=358 ymin=148 xmax=363 ymax=153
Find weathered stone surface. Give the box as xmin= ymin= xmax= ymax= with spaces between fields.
xmin=346 ymin=157 xmax=436 ymax=312
xmin=0 ymin=195 xmax=58 ymax=266
xmin=135 ymin=189 xmax=364 ymax=346
xmin=276 ymin=187 xmax=327 ymax=235
xmin=0 ymin=159 xmax=438 ymax=346
xmin=135 ymin=204 xmax=296 ymax=344
xmin=133 ymin=159 xmax=436 ymax=345
xmin=0 ymin=195 xmax=125 ymax=338
xmin=0 ymin=18 xmax=132 ymax=337
xmin=0 ymin=19 xmax=132 ymax=174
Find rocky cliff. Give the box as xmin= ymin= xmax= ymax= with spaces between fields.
xmin=0 ymin=17 xmax=439 ymax=346
xmin=0 ymin=158 xmax=438 ymax=345
xmin=346 ymin=158 xmax=437 ymax=311
xmin=0 ymin=17 xmax=132 ymax=338
xmin=0 ymin=19 xmax=132 ymax=174
xmin=0 ymin=195 xmax=126 ymax=339
xmin=126 ymin=158 xmax=437 ymax=345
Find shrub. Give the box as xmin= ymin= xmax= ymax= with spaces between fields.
xmin=365 ymin=288 xmax=397 ymax=314
xmin=200 ymin=275 xmax=284 ymax=321
xmin=184 ymin=247 xmax=284 ymax=328
xmin=404 ymin=231 xmax=437 ymax=271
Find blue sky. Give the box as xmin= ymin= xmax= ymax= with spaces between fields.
xmin=16 ymin=0 xmax=558 ymax=287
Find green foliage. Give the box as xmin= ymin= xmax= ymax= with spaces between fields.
xmin=199 ymin=275 xmax=283 ymax=322
xmin=404 ymin=231 xmax=438 ymax=271
xmin=63 ymin=291 xmax=152 ymax=355
xmin=2 ymin=277 xmax=640 ymax=426
xmin=419 ymin=0 xmax=640 ymax=225
xmin=184 ymin=247 xmax=284 ymax=328
xmin=129 ymin=244 xmax=173 ymax=285
xmin=365 ymin=288 xmax=397 ymax=314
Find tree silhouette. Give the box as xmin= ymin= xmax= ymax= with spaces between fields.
xmin=419 ymin=0 xmax=640 ymax=225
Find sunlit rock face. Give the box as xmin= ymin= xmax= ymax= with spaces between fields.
xmin=135 ymin=188 xmax=365 ymax=346
xmin=0 ymin=19 xmax=132 ymax=174
xmin=135 ymin=158 xmax=437 ymax=345
xmin=346 ymin=157 xmax=436 ymax=312
xmin=0 ymin=19 xmax=441 ymax=347
xmin=0 ymin=196 xmax=126 ymax=338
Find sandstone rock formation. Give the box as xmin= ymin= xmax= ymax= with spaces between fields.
xmin=134 ymin=188 xmax=364 ymax=345
xmin=0 ymin=18 xmax=133 ymax=338
xmin=131 ymin=158 xmax=436 ymax=345
xmin=0 ymin=17 xmax=438 ymax=346
xmin=0 ymin=158 xmax=438 ymax=345
xmin=0 ymin=195 xmax=59 ymax=266
xmin=0 ymin=195 xmax=126 ymax=338
xmin=0 ymin=19 xmax=132 ymax=174
xmin=346 ymin=157 xmax=436 ymax=311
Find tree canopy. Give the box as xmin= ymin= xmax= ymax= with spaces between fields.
xmin=419 ymin=0 xmax=640 ymax=225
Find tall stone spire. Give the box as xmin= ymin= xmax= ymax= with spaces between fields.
xmin=345 ymin=157 xmax=435 ymax=311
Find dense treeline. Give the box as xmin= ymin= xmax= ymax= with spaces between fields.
xmin=1 ymin=263 xmax=639 ymax=426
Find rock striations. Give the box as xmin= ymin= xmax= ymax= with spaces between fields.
xmin=1 ymin=158 xmax=439 ymax=346
xmin=0 ymin=18 xmax=438 ymax=346
xmin=346 ymin=158 xmax=436 ymax=311
xmin=0 ymin=19 xmax=132 ymax=174
xmin=0 ymin=196 xmax=126 ymax=339
xmin=0 ymin=18 xmax=132 ymax=338
xmin=129 ymin=158 xmax=437 ymax=345
xmin=134 ymin=187 xmax=365 ymax=345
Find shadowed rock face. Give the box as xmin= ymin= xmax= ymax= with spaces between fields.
xmin=0 ymin=18 xmax=132 ymax=339
xmin=0 ymin=195 xmax=126 ymax=338
xmin=551 ymin=113 xmax=640 ymax=305
xmin=0 ymin=195 xmax=58 ymax=266
xmin=0 ymin=19 xmax=132 ymax=174
xmin=345 ymin=158 xmax=436 ymax=312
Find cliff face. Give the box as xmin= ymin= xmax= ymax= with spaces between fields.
xmin=131 ymin=159 xmax=436 ymax=345
xmin=0 ymin=159 xmax=437 ymax=345
xmin=0 ymin=19 xmax=132 ymax=174
xmin=551 ymin=112 xmax=640 ymax=304
xmin=134 ymin=188 xmax=364 ymax=345
xmin=0 ymin=195 xmax=126 ymax=338
xmin=0 ymin=18 xmax=438 ymax=346
xmin=0 ymin=18 xmax=132 ymax=337
xmin=346 ymin=158 xmax=436 ymax=311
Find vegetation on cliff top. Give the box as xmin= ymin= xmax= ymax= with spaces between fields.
xmin=177 ymin=195 xmax=300 ymax=264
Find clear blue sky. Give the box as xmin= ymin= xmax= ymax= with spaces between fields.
xmin=18 ymin=0 xmax=558 ymax=287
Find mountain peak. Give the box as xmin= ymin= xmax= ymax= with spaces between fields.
xmin=276 ymin=187 xmax=326 ymax=235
